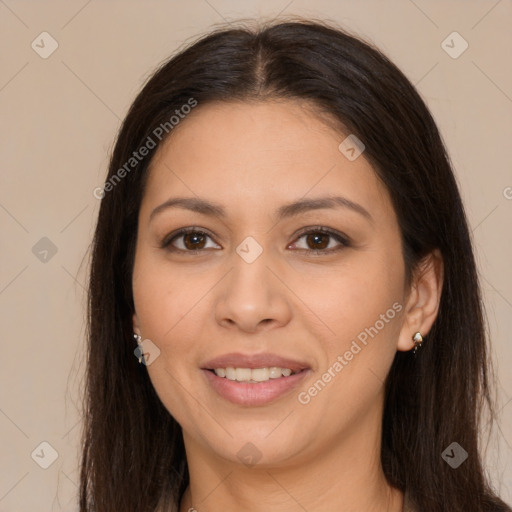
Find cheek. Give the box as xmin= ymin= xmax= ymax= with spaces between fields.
xmin=132 ymin=257 xmax=207 ymax=356
xmin=313 ymin=251 xmax=404 ymax=345
xmin=304 ymin=260 xmax=405 ymax=412
xmin=132 ymin=259 xmax=211 ymax=427
xmin=297 ymin=260 xmax=404 ymax=426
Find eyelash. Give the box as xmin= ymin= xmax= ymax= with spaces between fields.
xmin=160 ymin=226 xmax=351 ymax=256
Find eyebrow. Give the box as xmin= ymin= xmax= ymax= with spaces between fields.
xmin=149 ymin=195 xmax=373 ymax=224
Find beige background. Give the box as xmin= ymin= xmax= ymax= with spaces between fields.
xmin=0 ymin=0 xmax=511 ymax=510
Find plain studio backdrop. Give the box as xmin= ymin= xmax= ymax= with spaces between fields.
xmin=0 ymin=1 xmax=511 ymax=510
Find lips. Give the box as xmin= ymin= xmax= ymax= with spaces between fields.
xmin=202 ymin=367 xmax=310 ymax=406
xmin=202 ymin=352 xmax=310 ymax=373
xmin=200 ymin=352 xmax=312 ymax=406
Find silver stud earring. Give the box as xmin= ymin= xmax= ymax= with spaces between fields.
xmin=412 ymin=332 xmax=423 ymax=356
xmin=133 ymin=333 xmax=143 ymax=364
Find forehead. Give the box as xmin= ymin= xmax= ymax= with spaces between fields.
xmin=142 ymin=100 xmax=392 ymax=221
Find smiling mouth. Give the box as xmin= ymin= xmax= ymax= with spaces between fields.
xmin=202 ymin=366 xmax=310 ymax=406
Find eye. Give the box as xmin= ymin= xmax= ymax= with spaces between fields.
xmin=161 ymin=226 xmax=350 ymax=255
xmin=289 ymin=227 xmax=350 ymax=254
xmin=162 ymin=228 xmax=220 ymax=253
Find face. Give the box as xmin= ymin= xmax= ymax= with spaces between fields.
xmin=132 ymin=99 xmax=412 ymax=468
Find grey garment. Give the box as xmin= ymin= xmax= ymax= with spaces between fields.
xmin=403 ymin=488 xmax=417 ymax=512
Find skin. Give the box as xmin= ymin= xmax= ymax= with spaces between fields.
xmin=131 ymin=99 xmax=443 ymax=512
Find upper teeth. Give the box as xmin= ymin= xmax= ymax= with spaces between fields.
xmin=214 ymin=367 xmax=296 ymax=382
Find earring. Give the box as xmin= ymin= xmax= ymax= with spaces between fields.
xmin=412 ymin=332 xmax=423 ymax=356
xmin=133 ymin=333 xmax=143 ymax=364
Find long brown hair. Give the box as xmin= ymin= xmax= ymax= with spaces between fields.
xmin=80 ymin=18 xmax=511 ymax=511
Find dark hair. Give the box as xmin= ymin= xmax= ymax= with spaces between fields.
xmin=80 ymin=18 xmax=511 ymax=512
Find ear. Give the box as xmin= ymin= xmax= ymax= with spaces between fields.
xmin=397 ymin=249 xmax=444 ymax=352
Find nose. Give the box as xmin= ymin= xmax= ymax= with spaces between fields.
xmin=214 ymin=250 xmax=292 ymax=334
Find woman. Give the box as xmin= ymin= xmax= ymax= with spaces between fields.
xmin=80 ymin=19 xmax=511 ymax=512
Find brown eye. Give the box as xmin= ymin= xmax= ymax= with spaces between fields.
xmin=291 ymin=227 xmax=350 ymax=253
xmin=182 ymin=232 xmax=207 ymax=250
xmin=163 ymin=228 xmax=220 ymax=253
xmin=305 ymin=233 xmax=330 ymax=250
